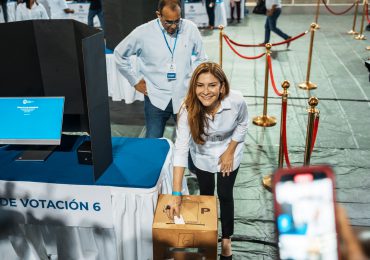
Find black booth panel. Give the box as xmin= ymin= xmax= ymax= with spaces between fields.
xmin=0 ymin=21 xmax=44 ymax=96
xmin=80 ymin=26 xmax=113 ymax=179
xmin=104 ymin=0 xmax=158 ymax=50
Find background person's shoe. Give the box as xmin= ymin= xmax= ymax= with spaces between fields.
xmin=286 ymin=36 xmax=292 ymax=48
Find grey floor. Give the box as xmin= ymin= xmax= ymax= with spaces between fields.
xmin=109 ymin=12 xmax=370 ymax=259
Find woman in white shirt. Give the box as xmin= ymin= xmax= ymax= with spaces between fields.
xmin=169 ymin=62 xmax=248 ymax=259
xmin=16 ymin=0 xmax=49 ymax=21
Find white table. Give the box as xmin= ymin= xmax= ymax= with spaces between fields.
xmin=0 ymin=139 xmax=188 ymax=260
xmin=215 ymin=0 xmax=228 ymax=27
xmin=105 ymin=53 xmax=144 ymax=103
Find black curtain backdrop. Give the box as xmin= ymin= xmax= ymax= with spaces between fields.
xmin=104 ymin=0 xmax=159 ymax=50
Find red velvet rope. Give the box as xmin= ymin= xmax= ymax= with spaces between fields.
xmin=310 ymin=115 xmax=320 ymax=155
xmin=366 ymin=3 xmax=370 ymax=24
xmin=271 ymin=31 xmax=308 ymax=46
xmin=282 ymin=101 xmax=291 ymax=167
xmin=223 ymin=31 xmax=307 ymax=48
xmin=267 ymin=55 xmax=283 ymax=97
xmin=321 ymin=0 xmax=355 ymax=15
xmin=223 ymin=35 xmax=266 ymax=60
xmin=225 ymin=35 xmax=264 ymax=47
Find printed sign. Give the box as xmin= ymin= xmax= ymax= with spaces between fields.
xmin=67 ymin=2 xmax=101 ymax=27
xmin=184 ymin=2 xmax=208 ymax=28
xmin=0 ymin=180 xmax=113 ymax=228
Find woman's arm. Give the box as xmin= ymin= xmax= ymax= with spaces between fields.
xmin=168 ymin=166 xmax=185 ymax=219
xmin=168 ymin=107 xmax=191 ymax=219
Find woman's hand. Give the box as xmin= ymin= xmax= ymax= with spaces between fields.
xmin=219 ymin=140 xmax=238 ymax=177
xmin=167 ymin=195 xmax=182 ymax=220
xmin=219 ymin=149 xmax=234 ymax=177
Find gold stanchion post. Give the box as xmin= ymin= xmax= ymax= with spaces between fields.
xmin=298 ymin=23 xmax=318 ymax=90
xmin=278 ymin=81 xmax=290 ymax=168
xmin=314 ymin=0 xmax=321 ymax=29
xmin=219 ymin=25 xmax=224 ymax=67
xmin=304 ymin=97 xmax=319 ymax=166
xmin=253 ymin=43 xmax=277 ymax=127
xmin=262 ymin=80 xmax=290 ymax=191
xmin=348 ymin=0 xmax=359 ymax=34
xmin=354 ymin=0 xmax=367 ymax=40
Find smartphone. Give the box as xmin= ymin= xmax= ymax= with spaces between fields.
xmin=273 ymin=165 xmax=339 ymax=260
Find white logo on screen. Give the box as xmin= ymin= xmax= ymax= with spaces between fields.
xmin=22 ymin=99 xmax=34 ymax=105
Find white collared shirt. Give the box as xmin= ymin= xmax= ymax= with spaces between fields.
xmin=266 ymin=0 xmax=282 ymax=10
xmin=15 ymin=2 xmax=49 ymax=21
xmin=38 ymin=0 xmax=68 ymax=19
xmin=173 ymin=91 xmax=249 ymax=173
xmin=114 ymin=18 xmax=207 ymax=114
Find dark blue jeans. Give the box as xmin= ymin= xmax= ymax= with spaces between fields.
xmin=205 ymin=0 xmax=215 ymax=27
xmin=88 ymin=9 xmax=105 ymax=31
xmin=144 ymin=96 xmax=176 ymax=138
xmin=264 ymin=8 xmax=289 ymax=44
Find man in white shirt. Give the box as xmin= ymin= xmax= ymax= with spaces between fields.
xmin=114 ymin=0 xmax=207 ymax=138
xmin=263 ymin=0 xmax=291 ymax=46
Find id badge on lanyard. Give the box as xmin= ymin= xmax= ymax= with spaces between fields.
xmin=167 ymin=62 xmax=177 ymax=80
xmin=158 ymin=19 xmax=179 ymax=81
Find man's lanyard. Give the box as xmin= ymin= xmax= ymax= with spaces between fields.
xmin=157 ymin=19 xmax=179 ymax=62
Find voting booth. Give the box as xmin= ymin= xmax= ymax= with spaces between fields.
xmin=0 ymin=20 xmax=112 ymax=180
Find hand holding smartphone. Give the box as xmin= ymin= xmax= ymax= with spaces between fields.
xmin=273 ymin=165 xmax=339 ymax=260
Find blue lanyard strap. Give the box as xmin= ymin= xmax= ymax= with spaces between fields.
xmin=157 ymin=19 xmax=179 ymax=61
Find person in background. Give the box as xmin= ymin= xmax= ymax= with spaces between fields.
xmin=114 ymin=0 xmax=207 ymax=138
xmin=38 ymin=0 xmax=74 ymax=19
xmin=205 ymin=0 xmax=215 ymax=29
xmin=88 ymin=0 xmax=104 ymax=31
xmin=15 ymin=0 xmax=49 ymax=21
xmin=263 ymin=0 xmax=291 ymax=47
xmin=168 ymin=62 xmax=248 ymax=260
xmin=0 ymin=0 xmax=8 ymax=22
xmin=230 ymin=0 xmax=241 ymax=23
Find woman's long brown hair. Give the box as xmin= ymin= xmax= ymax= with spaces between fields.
xmin=183 ymin=62 xmax=230 ymax=145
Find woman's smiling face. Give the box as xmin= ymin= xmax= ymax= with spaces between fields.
xmin=195 ymin=72 xmax=224 ymax=109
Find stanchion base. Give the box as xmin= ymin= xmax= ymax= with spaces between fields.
xmin=252 ymin=115 xmax=277 ymax=127
xmin=298 ymin=81 xmax=317 ymax=90
xmin=262 ymin=175 xmax=272 ymax=192
xmin=347 ymin=29 xmax=358 ymax=35
xmin=354 ymin=34 xmax=366 ymax=40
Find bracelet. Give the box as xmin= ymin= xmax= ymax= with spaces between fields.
xmin=172 ymin=191 xmax=182 ymax=196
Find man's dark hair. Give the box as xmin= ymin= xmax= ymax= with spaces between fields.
xmin=158 ymin=0 xmax=181 ymax=13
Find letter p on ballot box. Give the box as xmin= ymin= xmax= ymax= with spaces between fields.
xmin=153 ymin=194 xmax=218 ymax=260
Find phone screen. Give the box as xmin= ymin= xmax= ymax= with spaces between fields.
xmin=275 ymin=172 xmax=338 ymax=260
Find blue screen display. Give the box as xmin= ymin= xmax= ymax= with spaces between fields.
xmin=0 ymin=97 xmax=64 ymax=145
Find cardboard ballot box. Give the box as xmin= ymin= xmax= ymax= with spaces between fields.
xmin=153 ymin=194 xmax=218 ymax=260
